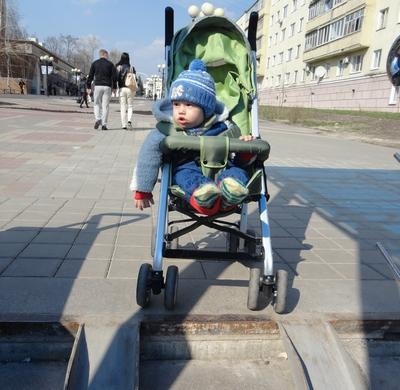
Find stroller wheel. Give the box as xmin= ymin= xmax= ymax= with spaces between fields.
xmin=136 ymin=263 xmax=153 ymax=308
xmin=247 ymin=267 xmax=261 ymax=310
xmin=273 ymin=269 xmax=288 ymax=314
xmin=164 ymin=265 xmax=179 ymax=310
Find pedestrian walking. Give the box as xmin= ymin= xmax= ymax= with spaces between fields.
xmin=19 ymin=79 xmax=25 ymax=94
xmin=86 ymin=49 xmax=117 ymax=130
xmin=79 ymin=76 xmax=89 ymax=108
xmin=116 ymin=52 xmax=137 ymax=130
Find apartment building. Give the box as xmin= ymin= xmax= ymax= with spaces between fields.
xmin=240 ymin=0 xmax=400 ymax=111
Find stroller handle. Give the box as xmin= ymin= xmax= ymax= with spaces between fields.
xmin=165 ymin=7 xmax=174 ymax=47
xmin=248 ymin=12 xmax=258 ymax=52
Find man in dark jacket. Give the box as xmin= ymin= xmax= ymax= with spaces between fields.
xmin=87 ymin=49 xmax=117 ymax=130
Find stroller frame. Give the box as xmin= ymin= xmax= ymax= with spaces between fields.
xmin=136 ymin=7 xmax=288 ymax=313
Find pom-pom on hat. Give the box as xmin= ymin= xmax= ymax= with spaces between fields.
xmin=169 ymin=59 xmax=216 ymax=119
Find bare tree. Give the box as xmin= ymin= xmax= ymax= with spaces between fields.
xmin=4 ymin=0 xmax=26 ymax=39
xmin=0 ymin=0 xmax=28 ymax=86
xmin=43 ymin=34 xmax=78 ymax=64
xmin=109 ymin=49 xmax=122 ymax=65
xmin=42 ymin=36 xmax=62 ymax=55
xmin=72 ymin=35 xmax=102 ymax=74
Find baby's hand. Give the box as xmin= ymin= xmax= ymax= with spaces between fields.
xmin=239 ymin=135 xmax=255 ymax=142
xmin=135 ymin=198 xmax=154 ymax=210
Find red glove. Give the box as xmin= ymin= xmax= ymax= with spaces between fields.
xmin=134 ymin=191 xmax=153 ymax=200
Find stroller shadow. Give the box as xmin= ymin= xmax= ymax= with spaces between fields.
xmin=87 ymin=164 xmax=400 ymax=389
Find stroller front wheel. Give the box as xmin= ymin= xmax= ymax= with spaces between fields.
xmin=136 ymin=263 xmax=153 ymax=308
xmin=247 ymin=267 xmax=261 ymax=310
xmin=273 ymin=269 xmax=288 ymax=314
xmin=164 ymin=265 xmax=179 ymax=310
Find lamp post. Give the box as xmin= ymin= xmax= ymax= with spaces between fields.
xmin=39 ymin=55 xmax=54 ymax=96
xmin=150 ymin=75 xmax=158 ymax=100
xmin=71 ymin=68 xmax=81 ymax=96
xmin=157 ymin=64 xmax=165 ymax=98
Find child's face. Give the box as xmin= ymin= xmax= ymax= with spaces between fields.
xmin=172 ymin=101 xmax=204 ymax=129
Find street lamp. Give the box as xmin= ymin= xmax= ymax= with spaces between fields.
xmin=39 ymin=55 xmax=54 ymax=96
xmin=71 ymin=68 xmax=81 ymax=96
xmin=150 ymin=74 xmax=158 ymax=100
xmin=157 ymin=63 xmax=165 ymax=98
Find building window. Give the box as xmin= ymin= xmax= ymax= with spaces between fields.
xmin=283 ymin=4 xmax=288 ymax=18
xmin=257 ymin=16 xmax=264 ymax=35
xmin=301 ymin=68 xmax=306 ymax=82
xmin=343 ymin=9 xmax=364 ymax=36
xmin=289 ymin=22 xmax=295 ymax=37
xmin=377 ymin=8 xmax=389 ymax=30
xmin=298 ymin=17 xmax=303 ymax=32
xmin=267 ymin=57 xmax=270 ymax=69
xmin=329 ymin=19 xmax=344 ymax=40
xmin=287 ymin=48 xmax=293 ymax=62
xmin=284 ymin=72 xmax=290 ymax=84
xmin=294 ymin=70 xmax=298 ymax=83
xmin=317 ymin=25 xmax=330 ymax=46
xmin=292 ymin=0 xmax=298 ymax=11
xmin=274 ymin=32 xmax=278 ymax=45
xmin=278 ymin=52 xmax=284 ymax=64
xmin=351 ymin=55 xmax=363 ymax=72
xmin=281 ymin=28 xmax=286 ymax=41
xmin=256 ymin=37 xmax=262 ymax=52
xmin=296 ymin=44 xmax=301 ymax=58
xmin=268 ymin=36 xmax=272 ymax=47
xmin=372 ymin=49 xmax=382 ymax=69
xmin=272 ymin=55 xmax=276 ymax=66
xmin=337 ymin=59 xmax=345 ymax=76
xmin=270 ymin=14 xmax=274 ymax=26
xmin=309 ymin=0 xmax=344 ymax=20
xmin=325 ymin=64 xmax=331 ymax=78
xmin=277 ymin=74 xmax=281 ymax=86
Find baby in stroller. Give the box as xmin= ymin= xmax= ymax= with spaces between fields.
xmin=130 ymin=59 xmax=256 ymax=215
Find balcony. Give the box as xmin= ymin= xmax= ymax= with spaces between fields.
xmin=304 ymin=32 xmax=368 ymax=63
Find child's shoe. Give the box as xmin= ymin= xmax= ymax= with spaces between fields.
xmin=220 ymin=177 xmax=249 ymax=207
xmin=192 ymin=183 xmax=221 ymax=208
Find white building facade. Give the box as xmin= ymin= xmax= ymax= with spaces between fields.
xmin=240 ymin=0 xmax=400 ymax=111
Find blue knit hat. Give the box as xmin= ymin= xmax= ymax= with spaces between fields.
xmin=169 ymin=59 xmax=216 ymax=119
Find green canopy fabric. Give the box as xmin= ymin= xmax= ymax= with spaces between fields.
xmin=167 ymin=16 xmax=256 ymax=135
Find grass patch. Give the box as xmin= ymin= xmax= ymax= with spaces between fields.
xmin=259 ymin=106 xmax=400 ymax=122
xmin=259 ymin=105 xmax=400 ymax=140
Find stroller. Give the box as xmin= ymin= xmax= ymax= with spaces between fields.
xmin=136 ymin=7 xmax=288 ymax=313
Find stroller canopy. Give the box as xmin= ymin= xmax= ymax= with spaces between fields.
xmin=166 ymin=16 xmax=256 ymax=135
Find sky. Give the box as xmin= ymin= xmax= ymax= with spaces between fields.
xmin=16 ymin=0 xmax=254 ymax=78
